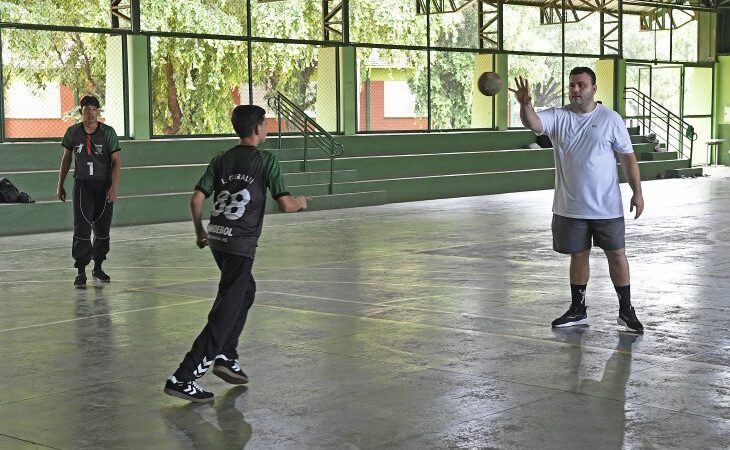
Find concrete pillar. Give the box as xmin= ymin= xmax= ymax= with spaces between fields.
xmin=615 ymin=58 xmax=627 ymax=117
xmin=495 ymin=53 xmax=508 ymax=130
xmin=340 ymin=46 xmax=357 ymax=135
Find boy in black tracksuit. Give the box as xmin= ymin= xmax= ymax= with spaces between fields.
xmin=165 ymin=105 xmax=308 ymax=402
xmin=57 ymin=95 xmax=122 ymax=288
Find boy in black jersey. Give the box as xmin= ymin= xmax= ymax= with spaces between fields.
xmin=57 ymin=95 xmax=122 ymax=288
xmin=165 ymin=105 xmax=307 ymax=402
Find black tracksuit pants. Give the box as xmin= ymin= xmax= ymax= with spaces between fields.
xmin=72 ymin=179 xmax=113 ymax=269
xmin=174 ymin=251 xmax=256 ymax=381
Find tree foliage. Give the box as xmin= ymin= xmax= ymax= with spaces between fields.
xmin=0 ymin=0 xmax=703 ymax=135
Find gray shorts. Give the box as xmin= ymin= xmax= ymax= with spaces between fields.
xmin=552 ymin=214 xmax=625 ymax=254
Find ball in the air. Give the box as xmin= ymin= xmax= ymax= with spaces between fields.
xmin=478 ymin=72 xmax=503 ymax=96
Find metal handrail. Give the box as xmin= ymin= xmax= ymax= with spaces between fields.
xmin=267 ymin=92 xmax=343 ymax=195
xmin=624 ymin=87 xmax=697 ymax=163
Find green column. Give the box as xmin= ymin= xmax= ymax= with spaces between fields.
xmin=127 ymin=35 xmax=151 ymax=140
xmin=340 ymin=46 xmax=357 ymax=135
xmin=714 ymin=56 xmax=730 ymax=165
xmin=495 ymin=53 xmax=508 ymax=130
xmin=615 ymin=58 xmax=627 ymax=117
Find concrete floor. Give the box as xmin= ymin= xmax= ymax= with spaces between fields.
xmin=0 ymin=169 xmax=729 ymax=450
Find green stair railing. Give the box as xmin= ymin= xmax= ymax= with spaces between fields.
xmin=624 ymin=87 xmax=697 ymax=163
xmin=267 ymin=93 xmax=344 ymax=195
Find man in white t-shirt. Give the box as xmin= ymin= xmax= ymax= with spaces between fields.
xmin=510 ymin=67 xmax=644 ymax=333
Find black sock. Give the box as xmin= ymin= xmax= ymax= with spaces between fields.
xmin=77 ymin=267 xmax=85 ymax=275
xmin=615 ymin=285 xmax=631 ymax=310
xmin=93 ymin=261 xmax=102 ymax=271
xmin=570 ymin=284 xmax=587 ymax=309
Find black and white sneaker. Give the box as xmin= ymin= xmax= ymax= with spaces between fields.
xmin=163 ymin=376 xmax=214 ymax=403
xmin=92 ymin=268 xmax=111 ymax=283
xmin=74 ymin=273 xmax=87 ymax=289
xmin=618 ymin=306 xmax=644 ymax=333
xmin=213 ymin=355 xmax=249 ymax=384
xmin=551 ymin=305 xmax=589 ymax=328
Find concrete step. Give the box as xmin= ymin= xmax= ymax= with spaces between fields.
xmin=0 ymin=189 xmax=387 ymax=236
xmin=0 ymin=131 xmax=539 ymax=171
xmin=665 ymin=167 xmax=704 ymax=178
xmin=0 ymin=168 xmax=360 ymax=202
xmin=281 ymin=149 xmax=557 ymax=180
xmin=638 ymin=151 xmax=679 ymax=161
xmin=632 ymin=143 xmax=658 ymax=154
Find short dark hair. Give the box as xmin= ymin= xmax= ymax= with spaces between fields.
xmin=231 ymin=105 xmax=266 ymax=138
xmin=79 ymin=95 xmax=100 ymax=109
xmin=569 ymin=67 xmax=596 ymax=85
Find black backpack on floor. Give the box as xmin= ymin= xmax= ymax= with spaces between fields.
xmin=0 ymin=177 xmax=34 ymax=203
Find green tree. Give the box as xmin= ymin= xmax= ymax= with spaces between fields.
xmin=0 ymin=0 xmax=702 ymax=136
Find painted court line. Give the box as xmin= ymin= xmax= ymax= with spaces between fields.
xmin=0 ymin=297 xmax=210 ymax=334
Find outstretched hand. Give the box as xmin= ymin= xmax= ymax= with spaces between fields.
xmin=509 ymin=76 xmax=532 ymax=105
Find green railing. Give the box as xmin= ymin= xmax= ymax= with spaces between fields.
xmin=267 ymin=92 xmax=344 ymax=195
xmin=624 ymin=87 xmax=697 ymax=163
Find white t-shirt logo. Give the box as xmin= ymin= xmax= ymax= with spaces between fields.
xmin=212 ymin=189 xmax=251 ymax=220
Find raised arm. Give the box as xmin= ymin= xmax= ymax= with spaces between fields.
xmin=509 ymin=76 xmax=544 ymax=134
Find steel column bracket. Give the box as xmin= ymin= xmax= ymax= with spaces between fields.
xmin=111 ymin=0 xmax=131 ymax=28
xmin=323 ymin=0 xmax=344 ymax=41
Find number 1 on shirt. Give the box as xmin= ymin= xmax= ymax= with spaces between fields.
xmin=87 ymin=161 xmax=94 ymax=176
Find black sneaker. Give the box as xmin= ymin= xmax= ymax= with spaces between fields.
xmin=74 ymin=273 xmax=87 ymax=289
xmin=163 ymin=376 xmax=214 ymax=403
xmin=92 ymin=268 xmax=111 ymax=283
xmin=213 ymin=355 xmax=249 ymax=384
xmin=551 ymin=305 xmax=589 ymax=328
xmin=618 ymin=306 xmax=644 ymax=333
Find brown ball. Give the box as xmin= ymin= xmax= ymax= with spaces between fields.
xmin=477 ymin=71 xmax=503 ymax=96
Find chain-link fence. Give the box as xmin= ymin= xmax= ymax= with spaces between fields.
xmin=1 ymin=28 xmax=127 ymax=140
